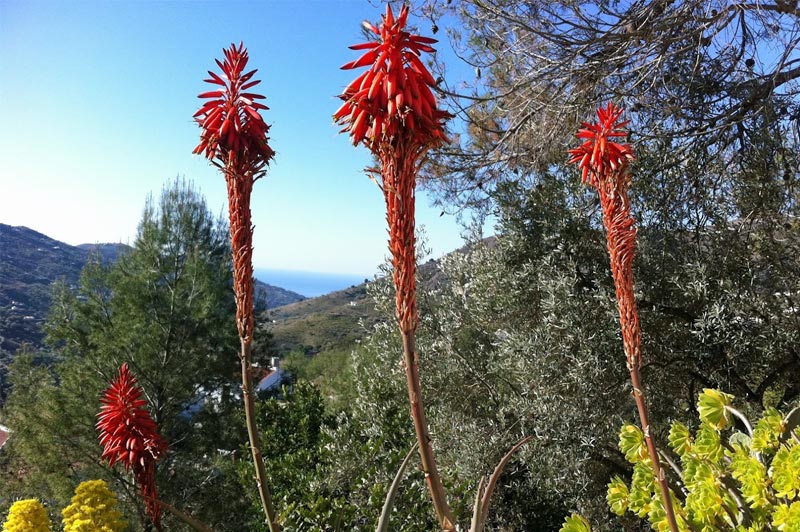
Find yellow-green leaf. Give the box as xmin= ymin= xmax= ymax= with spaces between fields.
xmin=619 ymin=423 xmax=648 ymax=463
xmin=697 ymin=388 xmax=734 ymax=430
xmin=669 ymin=421 xmax=693 ymax=457
xmin=559 ymin=513 xmax=592 ymax=532
xmin=607 ymin=476 xmax=629 ymax=516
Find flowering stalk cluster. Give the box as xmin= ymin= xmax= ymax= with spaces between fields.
xmin=194 ymin=42 xmax=279 ymax=532
xmin=568 ymin=103 xmax=679 ymax=532
xmin=62 ymin=479 xmax=126 ymax=532
xmin=96 ymin=364 xmax=166 ymax=530
xmin=2 ymin=499 xmax=52 ymax=532
xmin=336 ymin=5 xmax=454 ymax=529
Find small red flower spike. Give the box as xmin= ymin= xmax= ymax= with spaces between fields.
xmin=567 ymin=102 xmax=634 ymax=187
xmin=97 ymin=363 xmax=166 ymax=530
xmin=569 ymin=105 xmax=681 ymax=532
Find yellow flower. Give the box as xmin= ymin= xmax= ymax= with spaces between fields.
xmin=2 ymin=499 xmax=52 ymax=532
xmin=62 ymin=480 xmax=126 ymax=532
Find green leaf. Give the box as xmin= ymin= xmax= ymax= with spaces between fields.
xmin=729 ymin=431 xmax=752 ymax=451
xmin=559 ymin=513 xmax=592 ymax=532
xmin=694 ymin=423 xmax=724 ymax=464
xmin=697 ymin=389 xmax=734 ymax=430
xmin=730 ymin=447 xmax=771 ymax=510
xmin=629 ymin=462 xmax=655 ymax=518
xmin=606 ymin=476 xmax=629 ymax=516
xmin=752 ymin=407 xmax=784 ymax=454
xmin=619 ymin=423 xmax=648 ymax=463
xmin=771 ymin=501 xmax=800 ymax=532
xmin=646 ymin=495 xmax=687 ymax=532
xmin=685 ymin=472 xmax=724 ymax=526
xmin=770 ymin=444 xmax=800 ymax=499
xmin=669 ymin=421 xmax=693 ymax=457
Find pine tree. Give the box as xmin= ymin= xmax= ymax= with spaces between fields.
xmin=1 ymin=178 xmax=252 ymax=529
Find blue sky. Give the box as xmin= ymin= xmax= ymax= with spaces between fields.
xmin=0 ymin=0 xmax=470 ymax=277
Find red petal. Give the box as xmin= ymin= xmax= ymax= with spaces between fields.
xmin=349 ymin=42 xmax=379 ymax=50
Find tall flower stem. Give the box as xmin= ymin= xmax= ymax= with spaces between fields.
xmin=225 ymin=153 xmax=280 ymax=532
xmin=193 ymin=43 xmax=279 ymax=532
xmin=602 ymin=193 xmax=679 ymax=532
xmin=241 ymin=338 xmax=279 ymax=532
xmin=569 ymin=103 xmax=679 ymax=532
xmin=336 ymin=6 xmax=453 ymax=529
xmin=401 ymin=330 xmax=453 ymax=529
xmin=384 ymin=138 xmax=455 ymax=530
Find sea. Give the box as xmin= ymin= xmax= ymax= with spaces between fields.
xmin=253 ymin=268 xmax=369 ymax=298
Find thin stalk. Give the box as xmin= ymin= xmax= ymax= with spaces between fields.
xmin=376 ymin=442 xmax=418 ymax=532
xmin=629 ymin=369 xmax=679 ymax=532
xmin=241 ymin=338 xmax=280 ymax=532
xmin=470 ymin=436 xmax=533 ymax=532
xmin=725 ymin=405 xmax=754 ymax=436
xmin=152 ymin=498 xmax=215 ymax=532
xmin=401 ymin=330 xmax=455 ymax=531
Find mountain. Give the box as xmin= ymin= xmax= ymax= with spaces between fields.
xmin=0 ymin=224 xmax=93 ymax=352
xmin=0 ymin=224 xmax=305 ymax=353
xmin=255 ymin=278 xmax=306 ymax=309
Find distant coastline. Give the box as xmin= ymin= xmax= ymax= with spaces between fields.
xmin=254 ymin=268 xmax=368 ymax=298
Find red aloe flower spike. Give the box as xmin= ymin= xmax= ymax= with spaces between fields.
xmin=193 ymin=42 xmax=275 ymax=344
xmin=193 ymin=43 xmax=279 ymax=532
xmin=194 ymin=42 xmax=275 ymax=176
xmin=568 ymin=103 xmax=679 ymax=532
xmin=336 ymin=5 xmax=455 ymax=530
xmin=97 ymin=363 xmax=166 ymax=530
xmin=336 ymin=4 xmax=449 ymax=152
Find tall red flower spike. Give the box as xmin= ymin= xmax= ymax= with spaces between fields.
xmin=336 ymin=5 xmax=454 ymax=530
xmin=97 ymin=363 xmax=166 ymax=530
xmin=568 ymin=103 xmax=679 ymax=532
xmin=194 ymin=42 xmax=275 ymax=344
xmin=193 ymin=43 xmax=279 ymax=532
xmin=336 ymin=3 xmax=449 ymax=334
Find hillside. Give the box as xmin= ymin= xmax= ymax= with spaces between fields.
xmin=0 ymin=224 xmax=305 ymax=352
xmin=266 ymin=281 xmax=382 ymax=355
xmin=0 ymin=225 xmax=99 ymax=352
xmin=263 ymin=247 xmax=479 ymax=356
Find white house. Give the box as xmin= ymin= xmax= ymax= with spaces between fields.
xmin=0 ymin=424 xmax=10 ymax=450
xmin=255 ymin=357 xmax=284 ymax=394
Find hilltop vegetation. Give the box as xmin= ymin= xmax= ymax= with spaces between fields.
xmin=0 ymin=224 xmax=303 ymax=354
